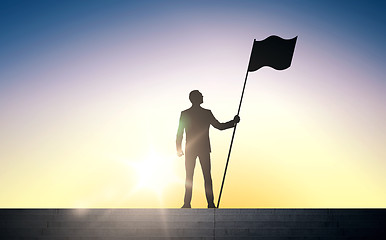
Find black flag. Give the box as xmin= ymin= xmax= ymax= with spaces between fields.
xmin=217 ymin=36 xmax=297 ymax=208
xmin=248 ymin=35 xmax=297 ymax=72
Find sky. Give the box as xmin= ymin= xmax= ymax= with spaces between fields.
xmin=0 ymin=0 xmax=385 ymax=208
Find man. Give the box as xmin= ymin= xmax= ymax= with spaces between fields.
xmin=176 ymin=90 xmax=240 ymax=208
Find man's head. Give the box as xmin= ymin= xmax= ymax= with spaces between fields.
xmin=189 ymin=90 xmax=203 ymax=105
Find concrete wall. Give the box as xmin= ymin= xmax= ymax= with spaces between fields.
xmin=1 ymin=209 xmax=385 ymax=239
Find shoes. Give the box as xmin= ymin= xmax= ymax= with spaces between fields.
xmin=181 ymin=204 xmax=191 ymax=208
xmin=181 ymin=203 xmax=216 ymax=208
xmin=207 ymin=203 xmax=216 ymax=208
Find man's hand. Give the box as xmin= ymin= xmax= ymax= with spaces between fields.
xmin=177 ymin=150 xmax=184 ymax=157
xmin=233 ymin=115 xmax=240 ymax=124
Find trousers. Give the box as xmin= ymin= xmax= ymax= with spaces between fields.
xmin=184 ymin=150 xmax=214 ymax=205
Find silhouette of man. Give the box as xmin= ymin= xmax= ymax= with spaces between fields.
xmin=176 ymin=90 xmax=240 ymax=208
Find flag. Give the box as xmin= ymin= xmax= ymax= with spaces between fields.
xmin=247 ymin=35 xmax=297 ymax=72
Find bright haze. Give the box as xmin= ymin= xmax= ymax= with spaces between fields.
xmin=0 ymin=0 xmax=385 ymax=208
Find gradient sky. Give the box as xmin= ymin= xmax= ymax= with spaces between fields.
xmin=1 ymin=0 xmax=385 ymax=208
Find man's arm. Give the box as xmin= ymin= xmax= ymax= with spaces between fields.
xmin=176 ymin=113 xmax=184 ymax=156
xmin=210 ymin=111 xmax=240 ymax=130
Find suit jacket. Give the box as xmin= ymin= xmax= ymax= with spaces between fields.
xmin=176 ymin=106 xmax=235 ymax=154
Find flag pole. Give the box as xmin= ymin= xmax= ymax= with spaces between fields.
xmin=217 ymin=40 xmax=255 ymax=208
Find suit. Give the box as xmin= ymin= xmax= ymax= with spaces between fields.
xmin=176 ymin=106 xmax=235 ymax=206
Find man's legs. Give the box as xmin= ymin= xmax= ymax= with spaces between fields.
xmin=198 ymin=152 xmax=215 ymax=208
xmin=183 ymin=151 xmax=197 ymax=207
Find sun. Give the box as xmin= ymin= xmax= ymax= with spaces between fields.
xmin=128 ymin=150 xmax=181 ymax=196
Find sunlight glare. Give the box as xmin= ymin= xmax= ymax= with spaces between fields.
xmin=128 ymin=150 xmax=181 ymax=196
